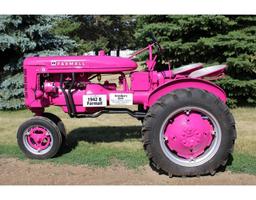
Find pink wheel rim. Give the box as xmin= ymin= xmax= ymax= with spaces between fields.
xmin=160 ymin=106 xmax=221 ymax=167
xmin=23 ymin=125 xmax=53 ymax=154
xmin=164 ymin=111 xmax=213 ymax=159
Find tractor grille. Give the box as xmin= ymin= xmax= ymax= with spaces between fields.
xmin=23 ymin=68 xmax=28 ymax=98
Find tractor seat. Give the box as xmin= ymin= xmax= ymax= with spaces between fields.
xmin=172 ymin=63 xmax=203 ymax=75
xmin=188 ymin=65 xmax=227 ymax=78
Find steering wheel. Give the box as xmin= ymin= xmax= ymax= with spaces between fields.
xmin=148 ymin=32 xmax=163 ymax=54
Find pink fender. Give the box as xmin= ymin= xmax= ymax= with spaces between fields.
xmin=148 ymin=78 xmax=227 ymax=106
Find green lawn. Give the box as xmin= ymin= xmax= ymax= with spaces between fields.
xmin=0 ymin=106 xmax=255 ymax=174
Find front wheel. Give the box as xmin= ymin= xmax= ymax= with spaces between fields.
xmin=17 ymin=116 xmax=62 ymax=159
xmin=42 ymin=112 xmax=67 ymax=146
xmin=142 ymin=88 xmax=236 ymax=177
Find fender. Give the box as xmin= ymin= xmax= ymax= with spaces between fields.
xmin=148 ymin=78 xmax=227 ymax=106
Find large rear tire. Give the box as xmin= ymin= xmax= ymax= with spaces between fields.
xmin=142 ymin=88 xmax=236 ymax=177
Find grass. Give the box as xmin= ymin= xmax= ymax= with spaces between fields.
xmin=228 ymin=152 xmax=256 ymax=175
xmin=0 ymin=106 xmax=256 ymax=174
xmin=0 ymin=106 xmax=148 ymax=169
xmin=0 ymin=143 xmax=148 ymax=168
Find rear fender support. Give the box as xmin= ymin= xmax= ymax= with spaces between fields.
xmin=148 ymin=78 xmax=227 ymax=106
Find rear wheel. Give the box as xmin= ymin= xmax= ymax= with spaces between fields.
xmin=142 ymin=88 xmax=236 ymax=177
xmin=17 ymin=116 xmax=62 ymax=159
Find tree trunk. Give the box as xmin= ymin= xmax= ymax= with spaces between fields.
xmin=116 ymin=46 xmax=120 ymax=57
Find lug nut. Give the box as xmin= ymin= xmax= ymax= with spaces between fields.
xmin=185 ymin=110 xmax=191 ymax=115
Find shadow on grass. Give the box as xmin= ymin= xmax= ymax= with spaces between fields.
xmin=56 ymin=125 xmax=236 ymax=176
xmin=217 ymin=154 xmax=234 ymax=172
xmin=56 ymin=126 xmax=142 ymax=157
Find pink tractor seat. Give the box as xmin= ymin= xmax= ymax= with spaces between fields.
xmin=172 ymin=63 xmax=204 ymax=75
xmin=188 ymin=64 xmax=227 ymax=79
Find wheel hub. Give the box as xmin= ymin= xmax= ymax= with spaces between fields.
xmin=164 ymin=111 xmax=214 ymax=159
xmin=26 ymin=126 xmax=51 ymax=151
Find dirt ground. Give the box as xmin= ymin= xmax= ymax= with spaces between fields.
xmin=1 ymin=158 xmax=256 ymax=185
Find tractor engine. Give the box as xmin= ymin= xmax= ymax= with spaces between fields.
xmin=24 ymin=70 xmax=121 ymax=115
xmin=23 ymin=55 xmax=139 ymax=116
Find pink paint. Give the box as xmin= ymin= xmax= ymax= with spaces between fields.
xmin=23 ymin=42 xmax=227 ymax=115
xmin=44 ymin=82 xmax=57 ymax=93
xmin=24 ymin=55 xmax=137 ymax=73
xmin=27 ymin=126 xmax=51 ymax=151
xmin=98 ymin=50 xmax=106 ymax=56
xmin=148 ymin=78 xmax=227 ymax=106
xmin=164 ymin=112 xmax=213 ymax=159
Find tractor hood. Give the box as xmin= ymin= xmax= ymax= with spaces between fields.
xmin=24 ymin=55 xmax=138 ymax=72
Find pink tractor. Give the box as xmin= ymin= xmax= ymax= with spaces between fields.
xmin=17 ymin=35 xmax=236 ymax=177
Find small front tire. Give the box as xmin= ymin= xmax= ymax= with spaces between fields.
xmin=17 ymin=116 xmax=62 ymax=159
xmin=42 ymin=112 xmax=67 ymax=146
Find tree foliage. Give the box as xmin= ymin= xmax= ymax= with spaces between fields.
xmin=0 ymin=15 xmax=76 ymax=109
xmin=52 ymin=15 xmax=136 ymax=55
xmin=135 ymin=15 xmax=256 ymax=107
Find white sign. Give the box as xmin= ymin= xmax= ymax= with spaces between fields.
xmin=109 ymin=93 xmax=133 ymax=105
xmin=83 ymin=95 xmax=107 ymax=107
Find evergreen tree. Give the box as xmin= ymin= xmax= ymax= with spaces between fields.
xmin=135 ymin=15 xmax=256 ymax=107
xmin=52 ymin=15 xmax=136 ymax=55
xmin=0 ymin=15 xmax=76 ymax=109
